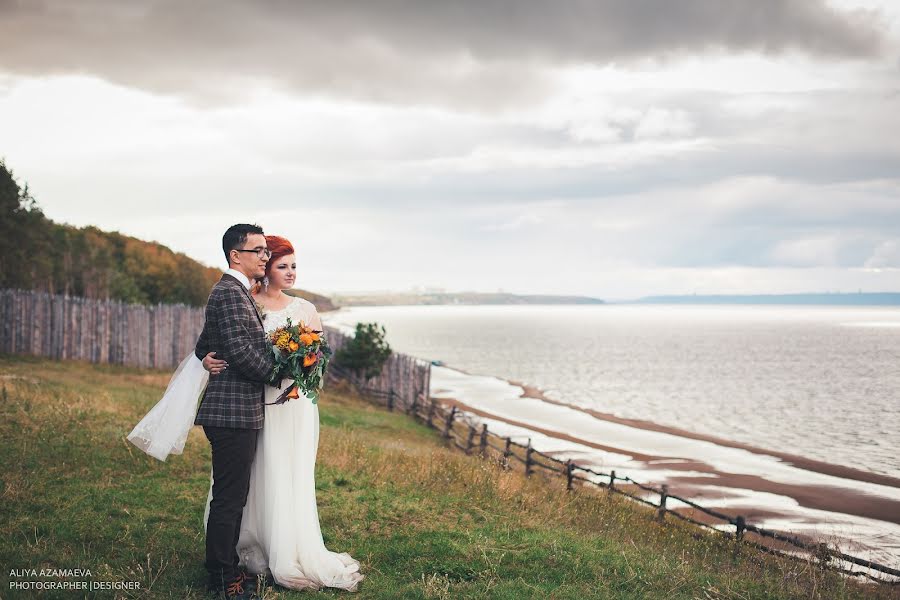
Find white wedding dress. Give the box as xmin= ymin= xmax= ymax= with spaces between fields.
xmin=129 ymin=295 xmax=363 ymax=592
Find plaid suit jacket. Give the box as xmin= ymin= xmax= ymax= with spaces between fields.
xmin=194 ymin=274 xmax=274 ymax=429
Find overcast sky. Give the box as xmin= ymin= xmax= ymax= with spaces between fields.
xmin=1 ymin=0 xmax=899 ymax=299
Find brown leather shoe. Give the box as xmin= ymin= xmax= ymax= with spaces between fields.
xmin=236 ymin=570 xmax=258 ymax=596
xmin=208 ymin=573 xmax=259 ymax=600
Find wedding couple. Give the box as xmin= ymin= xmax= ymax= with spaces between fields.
xmin=128 ymin=224 xmax=363 ymax=599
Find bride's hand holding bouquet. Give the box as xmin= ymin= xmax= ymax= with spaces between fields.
xmin=268 ymin=318 xmax=332 ymax=405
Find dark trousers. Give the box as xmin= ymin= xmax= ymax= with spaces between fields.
xmin=203 ymin=426 xmax=259 ymax=584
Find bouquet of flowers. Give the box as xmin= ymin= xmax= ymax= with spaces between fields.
xmin=267 ymin=318 xmax=332 ymax=405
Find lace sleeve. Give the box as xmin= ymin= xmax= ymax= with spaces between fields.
xmin=291 ymin=298 xmax=323 ymax=330
xmin=310 ymin=306 xmax=323 ymax=331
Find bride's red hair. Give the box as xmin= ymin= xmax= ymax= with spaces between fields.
xmin=264 ymin=235 xmax=295 ymax=279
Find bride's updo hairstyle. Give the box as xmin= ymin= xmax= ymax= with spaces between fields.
xmin=264 ymin=235 xmax=295 ymax=278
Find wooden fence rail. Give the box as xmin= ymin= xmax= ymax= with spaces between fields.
xmin=337 ymin=375 xmax=900 ymax=586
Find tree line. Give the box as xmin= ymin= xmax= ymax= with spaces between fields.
xmin=1 ymin=160 xmax=220 ymax=306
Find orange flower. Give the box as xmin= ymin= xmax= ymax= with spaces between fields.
xmin=303 ymin=353 xmax=317 ymax=367
xmin=299 ymin=333 xmax=314 ymax=346
xmin=287 ymin=386 xmax=300 ymax=399
xmin=288 ymin=340 xmax=300 ymax=352
xmin=309 ymin=332 xmax=320 ymax=342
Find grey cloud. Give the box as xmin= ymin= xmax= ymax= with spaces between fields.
xmin=0 ymin=0 xmax=887 ymax=107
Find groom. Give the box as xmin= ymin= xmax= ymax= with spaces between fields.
xmin=194 ymin=223 xmax=275 ymax=599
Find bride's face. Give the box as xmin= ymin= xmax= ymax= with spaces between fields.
xmin=268 ymin=253 xmax=296 ymax=290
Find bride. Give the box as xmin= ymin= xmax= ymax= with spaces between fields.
xmin=129 ymin=234 xmax=363 ymax=594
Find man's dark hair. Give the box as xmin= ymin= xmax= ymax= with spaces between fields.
xmin=222 ymin=223 xmax=265 ymax=263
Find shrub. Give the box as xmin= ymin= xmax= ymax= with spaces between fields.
xmin=335 ymin=322 xmax=392 ymax=380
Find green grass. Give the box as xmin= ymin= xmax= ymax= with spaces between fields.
xmin=0 ymin=354 xmax=897 ymax=599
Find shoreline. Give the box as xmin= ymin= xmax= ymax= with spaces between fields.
xmin=440 ymin=364 xmax=900 ymax=490
xmin=437 ymin=396 xmax=900 ymax=527
xmin=503 ymin=377 xmax=900 ymax=490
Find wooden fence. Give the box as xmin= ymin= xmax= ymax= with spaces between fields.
xmin=0 ymin=289 xmax=432 ymax=389
xmin=0 ymin=289 xmax=205 ymax=369
xmin=338 ymin=378 xmax=900 ymax=586
xmin=0 ymin=289 xmax=432 ymax=402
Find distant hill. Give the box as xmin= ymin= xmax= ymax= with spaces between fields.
xmin=0 ymin=159 xmax=334 ymax=309
xmin=332 ymin=291 xmax=605 ymax=306
xmin=284 ymin=288 xmax=338 ymax=312
xmin=632 ymin=293 xmax=900 ymax=306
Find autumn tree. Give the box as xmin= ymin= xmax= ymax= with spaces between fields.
xmin=0 ymin=160 xmax=222 ymax=306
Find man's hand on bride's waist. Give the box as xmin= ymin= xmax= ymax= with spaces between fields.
xmin=202 ymin=351 xmax=228 ymax=376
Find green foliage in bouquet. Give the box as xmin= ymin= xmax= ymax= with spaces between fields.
xmin=335 ymin=322 xmax=392 ymax=380
xmin=268 ymin=318 xmax=332 ymax=404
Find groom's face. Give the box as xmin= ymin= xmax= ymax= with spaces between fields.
xmin=235 ymin=233 xmax=269 ymax=279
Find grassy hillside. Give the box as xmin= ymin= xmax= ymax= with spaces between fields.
xmin=0 ymin=355 xmax=895 ymax=599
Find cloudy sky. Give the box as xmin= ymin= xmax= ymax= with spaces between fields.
xmin=1 ymin=0 xmax=898 ymax=299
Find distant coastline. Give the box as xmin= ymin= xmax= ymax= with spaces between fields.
xmin=629 ymin=292 xmax=900 ymax=306
xmin=324 ymin=290 xmax=900 ymax=308
xmin=330 ymin=291 xmax=605 ymax=307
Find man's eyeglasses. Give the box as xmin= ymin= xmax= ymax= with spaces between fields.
xmin=235 ymin=247 xmax=272 ymax=259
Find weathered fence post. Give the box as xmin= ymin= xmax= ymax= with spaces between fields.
xmin=443 ymin=406 xmax=457 ymax=438
xmin=409 ymin=391 xmax=418 ymax=417
xmin=501 ymin=437 xmax=512 ymax=469
xmin=387 ymin=389 xmax=394 ymax=412
xmin=525 ymin=439 xmax=533 ymax=477
xmin=657 ymin=484 xmax=668 ymax=521
xmin=566 ymin=460 xmax=575 ymax=491
xmin=608 ymin=470 xmax=616 ymax=494
xmin=735 ymin=515 xmax=746 ymax=542
xmin=426 ymin=399 xmax=435 ymax=428
xmin=466 ymin=423 xmax=476 ymax=454
xmin=478 ymin=423 xmax=488 ymax=456
xmin=815 ymin=543 xmax=832 ymax=568
xmin=733 ymin=515 xmax=746 ymax=558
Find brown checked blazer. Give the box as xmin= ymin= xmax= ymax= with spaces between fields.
xmin=194 ymin=273 xmax=275 ymax=429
